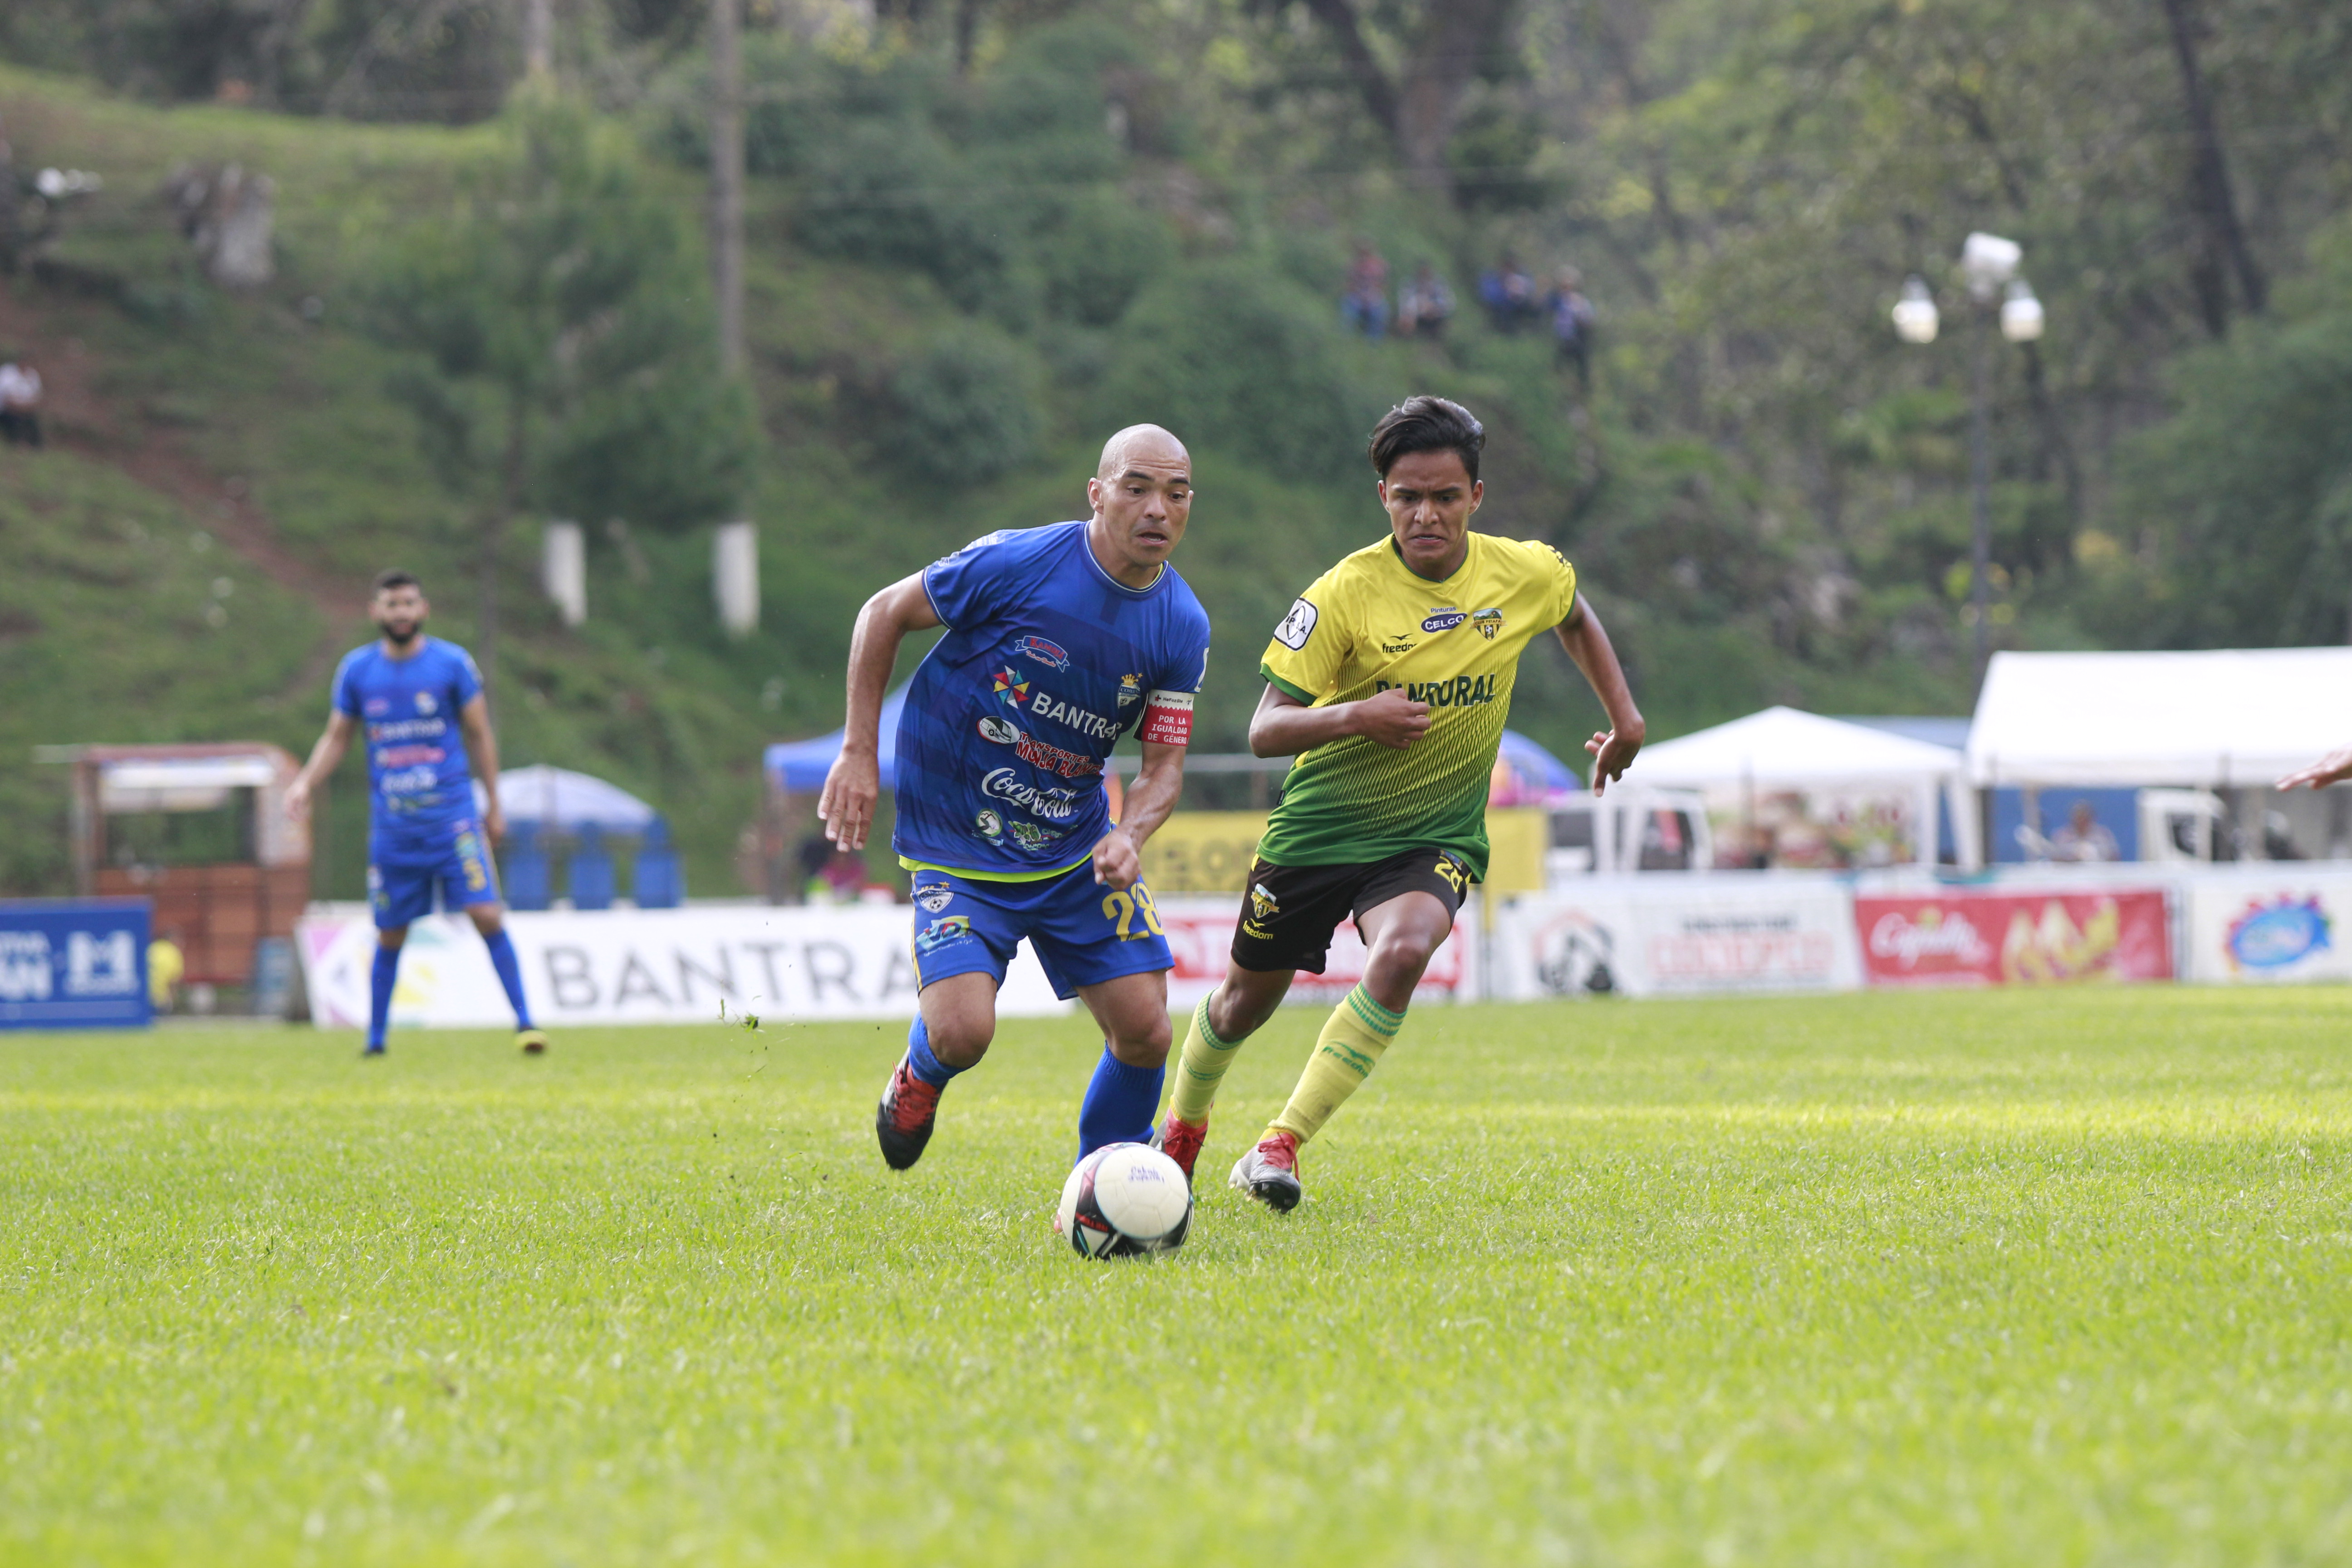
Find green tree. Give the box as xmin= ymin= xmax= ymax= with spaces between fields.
xmin=367 ymin=89 xmax=755 ymax=681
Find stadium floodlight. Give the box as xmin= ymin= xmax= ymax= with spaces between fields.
xmin=2001 ymin=279 xmax=2045 ymax=343
xmin=1892 ymin=276 xmax=1940 ymax=344
xmin=1959 ymin=231 xmax=2022 ymax=302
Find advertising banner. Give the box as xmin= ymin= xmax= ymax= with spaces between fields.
xmin=297 ymin=905 xmax=1068 ymax=1029
xmin=1854 ymin=887 xmax=2171 ymax=987
xmin=2182 ymin=872 xmax=2352 ymax=985
xmin=1152 ymin=896 xmax=1478 ymax=1009
xmin=0 ymin=899 xmax=151 ymax=1029
xmin=1490 ymin=877 xmax=1860 ymax=1000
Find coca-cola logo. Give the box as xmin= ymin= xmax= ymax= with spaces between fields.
xmin=1868 ymin=908 xmax=1990 ymax=967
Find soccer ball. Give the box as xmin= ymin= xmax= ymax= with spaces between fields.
xmin=1056 ymin=1142 xmax=1192 ymax=1259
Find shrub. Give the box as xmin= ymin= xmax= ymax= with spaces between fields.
xmin=889 ymin=330 xmax=1040 ymax=485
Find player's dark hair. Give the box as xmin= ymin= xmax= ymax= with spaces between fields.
xmin=373 ymin=569 xmax=421 ymax=596
xmin=1367 ymin=396 xmax=1485 ymax=483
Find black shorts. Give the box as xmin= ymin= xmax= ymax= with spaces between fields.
xmin=1230 ymin=846 xmax=1476 ymax=975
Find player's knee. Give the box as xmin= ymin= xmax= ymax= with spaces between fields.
xmin=1109 ymin=1013 xmax=1172 ymax=1068
xmin=929 ymin=1019 xmax=994 ymax=1069
xmin=468 ymin=906 xmax=505 ymax=937
xmin=377 ymin=926 xmax=408 ymax=951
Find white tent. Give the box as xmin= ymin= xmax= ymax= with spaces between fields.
xmin=480 ymin=765 xmax=660 ymax=833
xmin=1633 ymin=706 xmax=1977 ymax=867
xmin=1967 ymin=648 xmax=2352 ymax=788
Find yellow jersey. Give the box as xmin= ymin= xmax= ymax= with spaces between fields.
xmin=1257 ymin=531 xmax=1578 ymax=876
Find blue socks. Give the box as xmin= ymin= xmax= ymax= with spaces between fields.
xmin=905 ymin=1015 xmax=963 ymax=1088
xmin=368 ymin=943 xmax=399 ymax=1049
xmin=483 ymin=928 xmax=532 ymax=1028
xmin=1077 ymin=1045 xmax=1163 ymax=1159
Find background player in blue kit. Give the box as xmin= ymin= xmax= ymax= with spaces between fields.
xmin=819 ymin=425 xmax=1210 ymax=1173
xmin=286 ymin=571 xmax=547 ymax=1058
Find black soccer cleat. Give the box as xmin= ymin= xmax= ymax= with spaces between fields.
xmin=875 ymin=1054 xmax=944 ymax=1171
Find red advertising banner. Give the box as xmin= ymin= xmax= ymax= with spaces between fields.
xmin=1855 ymin=888 xmax=2171 ymax=987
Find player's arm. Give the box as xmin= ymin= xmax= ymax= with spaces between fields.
xmin=2278 ymin=746 xmax=2352 ymax=790
xmin=1553 ymin=592 xmax=1645 ymax=795
xmin=284 ymin=710 xmax=356 ymax=823
xmin=458 ymin=693 xmax=507 ymax=843
xmin=1248 ymin=681 xmax=1431 ymax=756
xmin=1092 ymin=741 xmax=1183 ymax=890
xmin=818 ymin=572 xmax=941 ymax=851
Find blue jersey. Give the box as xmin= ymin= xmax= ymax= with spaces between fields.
xmin=331 ymin=637 xmax=485 ymax=842
xmin=893 ymin=522 xmax=1211 ymax=878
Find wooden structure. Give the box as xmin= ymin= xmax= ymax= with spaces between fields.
xmin=62 ymin=743 xmax=309 ymax=986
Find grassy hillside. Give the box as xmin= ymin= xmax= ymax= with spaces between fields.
xmin=0 ymin=56 xmax=1975 ymax=901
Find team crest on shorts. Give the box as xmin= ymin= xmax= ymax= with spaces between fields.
xmin=1249 ymin=882 xmax=1279 ymax=922
xmin=914 ymin=882 xmax=953 ymax=913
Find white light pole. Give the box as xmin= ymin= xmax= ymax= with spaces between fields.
xmin=1894 ymin=232 xmax=2044 ymax=680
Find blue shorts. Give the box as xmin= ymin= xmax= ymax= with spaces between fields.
xmin=908 ymin=861 xmax=1172 ymax=1000
xmin=369 ymin=817 xmax=502 ymax=929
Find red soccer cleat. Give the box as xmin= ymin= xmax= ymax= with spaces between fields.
xmin=875 ymin=1055 xmax=944 ymax=1171
xmin=1151 ymin=1115 xmax=1208 ymax=1186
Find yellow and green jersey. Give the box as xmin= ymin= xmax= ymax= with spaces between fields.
xmin=1256 ymin=532 xmax=1578 ymax=877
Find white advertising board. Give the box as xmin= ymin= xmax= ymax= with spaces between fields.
xmin=2181 ymin=871 xmax=2352 ymax=985
xmin=1152 ymin=896 xmax=1480 ymax=1011
xmin=1492 ymin=877 xmax=1861 ymax=1000
xmin=297 ymin=904 xmax=1070 ymax=1029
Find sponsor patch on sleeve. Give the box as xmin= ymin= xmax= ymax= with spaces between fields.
xmin=1273 ymin=598 xmax=1318 ymax=651
xmin=1140 ymin=688 xmax=1195 ymax=745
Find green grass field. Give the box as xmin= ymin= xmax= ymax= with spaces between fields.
xmin=6 ymin=987 xmax=2352 ymax=1565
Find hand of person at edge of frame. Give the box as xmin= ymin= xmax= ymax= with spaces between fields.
xmin=1355 ymin=686 xmax=1432 ymax=750
xmin=1585 ymin=728 xmax=1642 ymax=796
xmin=1092 ymin=827 xmax=1141 ymax=890
xmin=2278 ymin=745 xmax=2352 ymax=791
xmin=284 ymin=774 xmax=313 ymax=823
xmin=818 ymin=749 xmax=880 ymax=851
xmin=482 ymin=797 xmax=508 ymax=847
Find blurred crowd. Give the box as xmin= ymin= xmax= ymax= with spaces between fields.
xmin=1337 ymin=242 xmax=1596 ymax=391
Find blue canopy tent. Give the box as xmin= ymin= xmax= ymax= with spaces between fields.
xmin=764 ymin=686 xmax=910 ymax=794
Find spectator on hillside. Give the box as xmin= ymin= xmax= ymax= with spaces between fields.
xmin=1479 ymin=253 xmax=1539 ymax=334
xmin=1396 ymin=262 xmax=1455 ymax=341
xmin=1340 ymin=239 xmax=1389 ymax=340
xmin=1548 ymin=267 xmax=1597 ymax=392
xmin=0 ymin=358 xmax=42 ymax=447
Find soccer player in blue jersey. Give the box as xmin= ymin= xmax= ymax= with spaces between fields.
xmin=818 ymin=425 xmax=1210 ymax=1172
xmin=285 ymin=571 xmax=547 ymax=1058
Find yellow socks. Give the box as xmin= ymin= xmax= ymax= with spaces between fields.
xmin=1268 ymin=983 xmax=1403 ymax=1145
xmin=1168 ymin=995 xmax=1242 ymax=1125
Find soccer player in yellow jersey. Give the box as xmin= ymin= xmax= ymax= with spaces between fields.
xmin=1151 ymin=395 xmax=1645 ymax=1209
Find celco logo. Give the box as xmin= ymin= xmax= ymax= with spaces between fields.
xmin=1421 ymin=608 xmax=1467 ymax=633
xmin=1012 ymin=635 xmax=1070 ymax=671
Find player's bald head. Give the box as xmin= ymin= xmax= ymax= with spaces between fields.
xmin=1096 ymin=424 xmax=1189 ymax=480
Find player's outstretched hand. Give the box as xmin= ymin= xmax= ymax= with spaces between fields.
xmin=818 ymin=749 xmax=881 ymax=851
xmin=1585 ymin=728 xmax=1642 ymax=795
xmin=284 ymin=775 xmax=313 ymax=823
xmin=2278 ymin=745 xmax=2352 ymax=790
xmin=1092 ymin=828 xmax=1141 ymax=890
xmin=1354 ymin=687 xmax=1432 ymax=750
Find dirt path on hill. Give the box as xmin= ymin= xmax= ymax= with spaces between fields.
xmin=0 ymin=282 xmax=362 ymax=698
